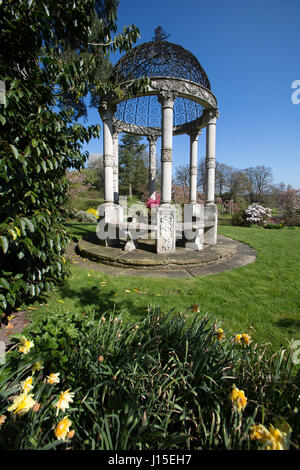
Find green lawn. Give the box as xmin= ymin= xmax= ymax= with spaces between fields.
xmin=23 ymin=225 xmax=300 ymax=354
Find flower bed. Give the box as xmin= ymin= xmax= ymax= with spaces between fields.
xmin=0 ymin=308 xmax=299 ymax=450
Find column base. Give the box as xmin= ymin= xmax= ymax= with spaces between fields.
xmin=184 ymin=203 xmax=204 ymax=251
xmin=204 ymin=203 xmax=218 ymax=245
xmin=96 ymin=203 xmax=124 ymax=246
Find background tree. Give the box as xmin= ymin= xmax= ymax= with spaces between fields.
xmin=119 ymin=134 xmax=147 ymax=197
xmin=197 ymin=157 xmax=207 ymax=196
xmin=244 ymin=165 xmax=273 ymax=203
xmin=215 ymin=162 xmax=233 ymax=199
xmin=174 ymin=164 xmax=190 ymax=200
xmin=229 ymin=170 xmax=251 ymax=203
xmin=0 ymin=0 xmax=143 ymax=320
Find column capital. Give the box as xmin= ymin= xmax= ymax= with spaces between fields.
xmin=158 ymin=91 xmax=177 ymax=108
xmin=147 ymin=134 xmax=159 ymax=145
xmin=99 ymin=101 xmax=116 ymax=120
xmin=204 ymin=108 xmax=219 ymax=124
xmin=187 ymin=128 xmax=201 ymax=141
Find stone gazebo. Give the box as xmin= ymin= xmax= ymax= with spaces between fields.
xmin=98 ymin=37 xmax=219 ymax=254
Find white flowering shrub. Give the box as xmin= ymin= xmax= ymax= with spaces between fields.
xmin=245 ymin=204 xmax=272 ymax=226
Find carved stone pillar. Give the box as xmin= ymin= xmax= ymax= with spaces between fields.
xmin=99 ymin=102 xmax=116 ymax=204
xmin=188 ymin=130 xmax=200 ymax=204
xmin=147 ymin=134 xmax=158 ymax=199
xmin=112 ymin=130 xmax=119 ymax=204
xmin=205 ymin=110 xmax=218 ymax=205
xmin=158 ymin=92 xmax=175 ymax=205
xmin=204 ymin=109 xmax=219 ymax=245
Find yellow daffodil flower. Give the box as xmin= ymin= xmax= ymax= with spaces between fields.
xmin=54 ymin=389 xmax=74 ymax=415
xmin=241 ymin=333 xmax=251 ymax=346
xmin=46 ymin=372 xmax=60 ymax=385
xmin=0 ymin=415 xmax=7 ymax=428
xmin=18 ymin=336 xmax=34 ymax=355
xmin=54 ymin=416 xmax=73 ymax=441
xmin=21 ymin=376 xmax=33 ymax=394
xmin=216 ymin=328 xmax=225 ymax=342
xmin=234 ymin=334 xmax=242 ymax=343
xmin=230 ymin=384 xmax=247 ymax=412
xmin=7 ymin=393 xmax=36 ymax=416
xmin=250 ymin=421 xmax=291 ymax=450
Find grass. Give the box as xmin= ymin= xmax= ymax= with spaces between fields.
xmin=21 ymin=224 xmax=300 ymax=356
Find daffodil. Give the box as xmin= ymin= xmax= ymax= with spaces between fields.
xmin=21 ymin=376 xmax=33 ymax=394
xmin=18 ymin=336 xmax=34 ymax=355
xmin=250 ymin=421 xmax=291 ymax=450
xmin=7 ymin=393 xmax=36 ymax=416
xmin=216 ymin=328 xmax=225 ymax=342
xmin=54 ymin=389 xmax=74 ymax=415
xmin=54 ymin=416 xmax=73 ymax=441
xmin=241 ymin=333 xmax=251 ymax=346
xmin=46 ymin=372 xmax=60 ymax=385
xmin=234 ymin=334 xmax=242 ymax=344
xmin=230 ymin=384 xmax=247 ymax=412
xmin=0 ymin=415 xmax=7 ymax=428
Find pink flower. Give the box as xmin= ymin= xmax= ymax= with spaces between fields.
xmin=146 ymin=194 xmax=160 ymax=209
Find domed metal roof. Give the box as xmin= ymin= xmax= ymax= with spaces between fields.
xmin=113 ymin=40 xmax=211 ymax=90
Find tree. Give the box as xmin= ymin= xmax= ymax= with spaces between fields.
xmin=174 ymin=164 xmax=190 ymax=200
xmin=0 ymin=0 xmax=143 ymax=320
xmin=152 ymin=26 xmax=170 ymax=42
xmin=86 ymin=153 xmax=105 ymax=194
xmin=215 ymin=162 xmax=233 ymax=199
xmin=197 ymin=157 xmax=207 ymax=196
xmin=119 ymin=134 xmax=147 ymax=197
xmin=244 ymin=165 xmax=273 ymax=203
xmin=229 ymin=171 xmax=251 ymax=202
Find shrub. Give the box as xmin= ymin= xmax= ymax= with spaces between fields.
xmin=245 ymin=204 xmax=272 ymax=226
xmin=76 ymin=211 xmax=97 ymax=224
xmin=231 ymin=209 xmax=249 ymax=227
xmin=0 ymin=308 xmax=299 ymax=450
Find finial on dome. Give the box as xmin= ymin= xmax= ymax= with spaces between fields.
xmin=153 ymin=26 xmax=170 ymax=41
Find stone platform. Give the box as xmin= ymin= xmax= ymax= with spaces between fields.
xmin=76 ymin=234 xmax=256 ymax=279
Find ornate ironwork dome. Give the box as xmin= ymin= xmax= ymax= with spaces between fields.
xmin=111 ymin=36 xmax=216 ymax=133
xmin=113 ymin=40 xmax=211 ymax=89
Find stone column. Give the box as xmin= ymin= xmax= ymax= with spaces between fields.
xmin=204 ymin=109 xmax=219 ymax=245
xmin=159 ymin=92 xmax=175 ymax=205
xmin=112 ymin=130 xmax=119 ymax=204
xmin=188 ymin=130 xmax=200 ymax=204
xmin=99 ymin=102 xmax=115 ymax=204
xmin=205 ymin=110 xmax=218 ymax=205
xmin=147 ymin=134 xmax=158 ymax=199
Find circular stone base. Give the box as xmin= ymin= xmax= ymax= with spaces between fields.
xmin=75 ymin=234 xmax=256 ymax=279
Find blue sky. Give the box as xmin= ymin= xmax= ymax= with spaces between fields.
xmin=82 ymin=0 xmax=300 ymax=188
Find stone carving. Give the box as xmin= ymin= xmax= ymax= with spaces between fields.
xmin=159 ymin=213 xmax=174 ymax=252
xmin=158 ymin=90 xmax=177 ymax=108
xmin=150 ymin=78 xmax=217 ymax=108
xmin=161 ymin=148 xmax=172 ymax=162
xmin=103 ymin=154 xmax=115 ymax=167
xmin=206 ymin=157 xmax=216 ymax=169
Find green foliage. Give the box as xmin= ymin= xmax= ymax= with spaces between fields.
xmin=231 ymin=209 xmax=249 ymax=227
xmin=0 ymin=0 xmax=144 ymax=320
xmin=1 ymin=307 xmax=299 ymax=450
xmin=119 ymin=134 xmax=148 ymax=197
